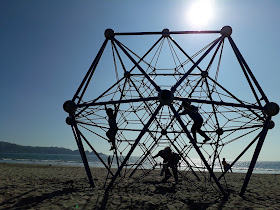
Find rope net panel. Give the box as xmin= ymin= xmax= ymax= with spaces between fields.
xmin=63 ymin=27 xmax=278 ymax=198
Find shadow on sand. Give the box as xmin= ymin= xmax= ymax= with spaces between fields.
xmin=2 ymin=187 xmax=78 ymax=209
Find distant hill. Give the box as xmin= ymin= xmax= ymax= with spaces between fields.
xmin=0 ymin=141 xmax=106 ymax=156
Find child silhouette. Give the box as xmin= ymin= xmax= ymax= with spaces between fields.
xmin=179 ymin=101 xmax=210 ymax=143
xmin=105 ymin=105 xmax=118 ymax=150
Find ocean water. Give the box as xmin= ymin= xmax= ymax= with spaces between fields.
xmin=1 ymin=152 xmax=280 ymax=174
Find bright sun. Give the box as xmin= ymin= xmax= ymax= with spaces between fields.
xmin=187 ymin=0 xmax=214 ymax=28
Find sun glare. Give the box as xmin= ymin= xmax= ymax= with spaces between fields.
xmin=187 ymin=0 xmax=214 ymax=28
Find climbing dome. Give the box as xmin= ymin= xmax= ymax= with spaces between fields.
xmin=63 ymin=26 xmax=279 ymax=198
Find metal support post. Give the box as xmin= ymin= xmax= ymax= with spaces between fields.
xmin=239 ymin=117 xmax=271 ymax=196
xmin=71 ymin=115 xmax=94 ymax=187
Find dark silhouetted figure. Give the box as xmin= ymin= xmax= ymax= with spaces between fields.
xmin=179 ymin=101 xmax=210 ymax=143
xmin=222 ymin=158 xmax=233 ymax=173
xmin=105 ymin=105 xmax=118 ymax=151
xmin=153 ymin=147 xmax=181 ymax=183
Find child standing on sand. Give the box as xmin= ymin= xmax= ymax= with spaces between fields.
xmin=153 ymin=147 xmax=181 ymax=183
xmin=222 ymin=158 xmax=233 ymax=173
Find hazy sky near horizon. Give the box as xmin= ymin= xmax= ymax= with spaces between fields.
xmin=1 ymin=0 xmax=279 ymax=161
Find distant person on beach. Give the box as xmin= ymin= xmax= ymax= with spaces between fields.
xmin=179 ymin=101 xmax=210 ymax=143
xmin=153 ymin=147 xmax=181 ymax=183
xmin=105 ymin=105 xmax=118 ymax=151
xmin=108 ymin=156 xmax=112 ymax=167
xmin=222 ymin=158 xmax=232 ymax=173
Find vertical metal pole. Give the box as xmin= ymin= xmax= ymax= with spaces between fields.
xmin=170 ymin=104 xmax=228 ymax=198
xmin=239 ymin=117 xmax=271 ymax=196
xmin=71 ymin=115 xmax=95 ymax=187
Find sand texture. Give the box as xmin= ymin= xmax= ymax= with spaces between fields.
xmin=0 ymin=163 xmax=280 ymax=209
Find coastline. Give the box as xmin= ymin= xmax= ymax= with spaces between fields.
xmin=1 ymin=163 xmax=280 ymax=209
xmin=1 ymin=152 xmax=280 ymax=174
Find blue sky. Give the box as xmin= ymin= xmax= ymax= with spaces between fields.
xmin=1 ymin=0 xmax=279 ymax=161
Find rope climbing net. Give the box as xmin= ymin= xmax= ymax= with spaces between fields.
xmin=63 ymin=26 xmax=279 ymax=198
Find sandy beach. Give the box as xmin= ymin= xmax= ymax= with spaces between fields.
xmin=0 ymin=163 xmax=280 ymax=209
